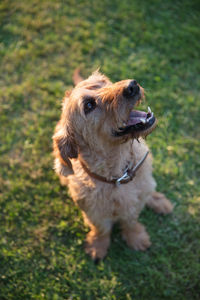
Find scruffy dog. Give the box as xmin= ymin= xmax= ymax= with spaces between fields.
xmin=53 ymin=70 xmax=173 ymax=261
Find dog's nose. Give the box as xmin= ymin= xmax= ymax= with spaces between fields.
xmin=123 ymin=80 xmax=140 ymax=98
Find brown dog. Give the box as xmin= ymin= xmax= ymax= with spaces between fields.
xmin=53 ymin=70 xmax=173 ymax=261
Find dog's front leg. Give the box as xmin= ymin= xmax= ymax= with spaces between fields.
xmin=85 ymin=230 xmax=111 ymax=263
xmin=121 ymin=220 xmax=151 ymax=251
xmin=83 ymin=213 xmax=112 ymax=262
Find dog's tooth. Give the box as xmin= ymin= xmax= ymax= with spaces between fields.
xmin=148 ymin=106 xmax=151 ymax=114
xmin=147 ymin=112 xmax=154 ymax=122
xmin=140 ymin=118 xmax=146 ymax=124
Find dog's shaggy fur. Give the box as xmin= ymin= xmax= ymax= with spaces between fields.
xmin=53 ymin=70 xmax=173 ymax=261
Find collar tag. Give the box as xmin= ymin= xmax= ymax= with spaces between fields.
xmin=115 ymin=170 xmax=130 ymax=187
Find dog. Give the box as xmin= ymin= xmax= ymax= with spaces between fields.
xmin=53 ymin=69 xmax=173 ymax=261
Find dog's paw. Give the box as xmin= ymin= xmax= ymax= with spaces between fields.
xmin=85 ymin=232 xmax=110 ymax=261
xmin=122 ymin=222 xmax=151 ymax=251
xmin=147 ymin=192 xmax=174 ymax=214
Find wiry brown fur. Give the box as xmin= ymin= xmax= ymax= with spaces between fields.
xmin=53 ymin=70 xmax=173 ymax=261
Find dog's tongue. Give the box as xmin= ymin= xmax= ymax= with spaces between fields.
xmin=127 ymin=110 xmax=147 ymax=126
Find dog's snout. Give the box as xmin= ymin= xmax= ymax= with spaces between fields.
xmin=123 ymin=80 xmax=140 ymax=98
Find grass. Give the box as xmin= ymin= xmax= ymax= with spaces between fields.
xmin=0 ymin=0 xmax=200 ymax=299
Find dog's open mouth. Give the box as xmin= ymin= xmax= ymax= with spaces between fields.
xmin=114 ymin=106 xmax=157 ymax=138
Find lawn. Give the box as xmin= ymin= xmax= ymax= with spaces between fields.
xmin=0 ymin=0 xmax=200 ymax=299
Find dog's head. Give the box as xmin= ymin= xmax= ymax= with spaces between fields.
xmin=53 ymin=70 xmax=156 ymax=175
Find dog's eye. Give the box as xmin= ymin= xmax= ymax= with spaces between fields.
xmin=84 ymin=98 xmax=96 ymax=114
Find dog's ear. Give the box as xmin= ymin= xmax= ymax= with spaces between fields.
xmin=73 ymin=68 xmax=84 ymax=85
xmin=53 ymin=125 xmax=78 ymax=176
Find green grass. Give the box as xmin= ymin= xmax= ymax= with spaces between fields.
xmin=0 ymin=0 xmax=200 ymax=299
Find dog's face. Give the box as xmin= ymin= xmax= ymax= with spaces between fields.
xmin=53 ymin=71 xmax=156 ymax=172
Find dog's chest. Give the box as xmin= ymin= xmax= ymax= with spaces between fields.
xmin=108 ymin=180 xmax=142 ymax=216
xmin=111 ymin=197 xmax=121 ymax=217
xmin=109 ymin=167 xmax=153 ymax=216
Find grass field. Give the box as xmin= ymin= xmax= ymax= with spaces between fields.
xmin=0 ymin=0 xmax=200 ymax=299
